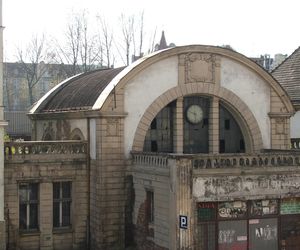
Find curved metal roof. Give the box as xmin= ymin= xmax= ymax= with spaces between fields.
xmin=31 ymin=67 xmax=125 ymax=113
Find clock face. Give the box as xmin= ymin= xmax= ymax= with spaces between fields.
xmin=186 ymin=104 xmax=203 ymax=124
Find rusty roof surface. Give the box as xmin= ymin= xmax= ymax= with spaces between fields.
xmin=36 ymin=67 xmax=125 ymax=113
xmin=272 ymin=47 xmax=300 ymax=106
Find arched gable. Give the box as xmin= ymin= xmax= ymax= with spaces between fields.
xmin=99 ymin=45 xmax=294 ymax=114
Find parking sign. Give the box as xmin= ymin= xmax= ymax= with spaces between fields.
xmin=179 ymin=215 xmax=188 ymax=229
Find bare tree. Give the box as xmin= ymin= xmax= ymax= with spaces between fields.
xmin=16 ymin=34 xmax=50 ymax=105
xmin=119 ymin=13 xmax=135 ymax=66
xmin=97 ymin=15 xmax=114 ymax=68
xmin=53 ymin=10 xmax=104 ymax=77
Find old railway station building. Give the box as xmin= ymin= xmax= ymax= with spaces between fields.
xmin=4 ymin=45 xmax=300 ymax=249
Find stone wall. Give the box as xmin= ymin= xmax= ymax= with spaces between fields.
xmin=132 ymin=154 xmax=171 ymax=250
xmin=4 ymin=141 xmax=88 ymax=250
xmin=89 ymin=116 xmax=126 ymax=249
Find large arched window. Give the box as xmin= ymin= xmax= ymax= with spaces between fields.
xmin=143 ymin=96 xmax=246 ymax=154
xmin=143 ymin=101 xmax=176 ymax=153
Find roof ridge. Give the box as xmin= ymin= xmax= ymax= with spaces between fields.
xmin=272 ymin=46 xmax=300 ymax=73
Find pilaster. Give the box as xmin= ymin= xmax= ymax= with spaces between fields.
xmin=209 ymin=97 xmax=220 ymax=153
xmin=174 ymin=98 xmax=183 ymax=153
xmin=39 ymin=182 xmax=53 ymax=250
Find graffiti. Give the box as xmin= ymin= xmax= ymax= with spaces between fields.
xmin=219 ymin=229 xmax=235 ymax=244
xmin=255 ymin=225 xmax=277 ymax=241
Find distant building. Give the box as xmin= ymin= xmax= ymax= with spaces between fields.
xmin=3 ymin=62 xmax=71 ymax=111
xmin=251 ymin=53 xmax=287 ymax=72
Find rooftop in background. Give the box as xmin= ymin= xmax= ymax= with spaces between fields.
xmin=272 ymin=47 xmax=300 ymax=107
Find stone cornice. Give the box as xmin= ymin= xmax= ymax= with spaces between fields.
xmin=29 ymin=110 xmax=128 ymax=120
xmin=268 ymin=112 xmax=294 ymax=118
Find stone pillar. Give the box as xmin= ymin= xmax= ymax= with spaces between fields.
xmin=209 ymin=97 xmax=219 ymax=154
xmin=175 ymin=158 xmax=193 ymax=249
xmin=39 ymin=182 xmax=53 ymax=250
xmin=174 ymin=98 xmax=184 ymax=153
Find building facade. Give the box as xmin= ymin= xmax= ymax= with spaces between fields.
xmin=3 ymin=45 xmax=300 ymax=249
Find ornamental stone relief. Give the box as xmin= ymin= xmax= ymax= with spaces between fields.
xmin=182 ymin=53 xmax=220 ymax=84
xmin=275 ymin=118 xmax=285 ymax=135
xmin=106 ymin=118 xmax=119 ymax=136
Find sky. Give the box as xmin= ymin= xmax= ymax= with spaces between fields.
xmin=3 ymin=0 xmax=300 ymax=63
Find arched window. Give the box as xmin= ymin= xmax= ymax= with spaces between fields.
xmin=143 ymin=96 xmax=246 ymax=154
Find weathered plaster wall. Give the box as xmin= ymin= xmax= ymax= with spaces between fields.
xmin=221 ymin=57 xmax=271 ymax=148
xmin=133 ymin=166 xmax=171 ymax=249
xmin=193 ymin=173 xmax=300 ymax=201
xmin=124 ymin=56 xmax=178 ymax=155
xmin=290 ymin=111 xmax=300 ymax=138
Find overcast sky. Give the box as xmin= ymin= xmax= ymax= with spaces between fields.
xmin=3 ymin=0 xmax=300 ymax=63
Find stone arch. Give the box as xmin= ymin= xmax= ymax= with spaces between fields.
xmin=70 ymin=128 xmax=85 ymax=140
xmin=132 ymin=83 xmax=263 ymax=153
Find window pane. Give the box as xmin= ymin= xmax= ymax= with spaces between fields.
xmin=197 ymin=222 xmax=216 ymax=250
xmin=19 ymin=204 xmax=27 ymax=229
xmin=219 ymin=103 xmax=245 ymax=153
xmin=53 ymin=183 xmax=60 ymax=199
xmin=29 ymin=203 xmax=38 ymax=229
xmin=62 ymin=202 xmax=71 ymax=226
xmin=183 ymin=97 xmax=210 ymax=154
xmin=53 ymin=202 xmax=60 ymax=227
xmin=62 ymin=182 xmax=71 ymax=199
xmin=19 ymin=185 xmax=27 ymax=203
xmin=29 ymin=183 xmax=38 ymax=201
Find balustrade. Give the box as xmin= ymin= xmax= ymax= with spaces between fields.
xmin=4 ymin=141 xmax=87 ymax=157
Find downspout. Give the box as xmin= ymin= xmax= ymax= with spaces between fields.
xmin=86 ymin=118 xmax=91 ymax=249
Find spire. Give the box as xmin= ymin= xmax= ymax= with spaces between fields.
xmin=158 ymin=31 xmax=167 ymax=50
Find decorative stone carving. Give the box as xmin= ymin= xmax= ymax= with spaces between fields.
xmin=42 ymin=121 xmax=55 ymax=140
xmin=56 ymin=120 xmax=71 ymax=139
xmin=184 ymin=53 xmax=219 ymax=83
xmin=107 ymin=119 xmax=119 ymax=136
xmin=275 ymin=118 xmax=285 ymax=134
xmin=4 ymin=141 xmax=87 ymax=157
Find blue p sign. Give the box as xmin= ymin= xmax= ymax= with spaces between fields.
xmin=179 ymin=215 xmax=188 ymax=229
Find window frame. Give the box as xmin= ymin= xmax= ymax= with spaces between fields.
xmin=19 ymin=182 xmax=39 ymax=231
xmin=53 ymin=181 xmax=72 ymax=229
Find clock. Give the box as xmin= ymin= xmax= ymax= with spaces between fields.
xmin=186 ymin=104 xmax=203 ymax=124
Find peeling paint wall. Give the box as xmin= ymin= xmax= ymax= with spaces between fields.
xmin=193 ymin=174 xmax=300 ymax=201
